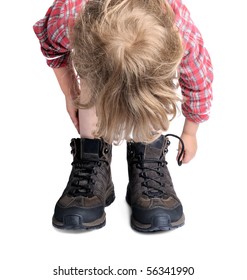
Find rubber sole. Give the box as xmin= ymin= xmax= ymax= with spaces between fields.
xmin=130 ymin=213 xmax=185 ymax=232
xmin=52 ymin=191 xmax=115 ymax=230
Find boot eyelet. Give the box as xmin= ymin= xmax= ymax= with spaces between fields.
xmin=128 ymin=150 xmax=134 ymax=156
xmin=104 ymin=148 xmax=109 ymax=153
xmin=139 ymin=172 xmax=144 ymax=177
xmin=93 ymin=169 xmax=97 ymax=175
xmin=137 ymin=155 xmax=142 ymax=161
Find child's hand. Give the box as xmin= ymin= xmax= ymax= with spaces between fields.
xmin=177 ymin=133 xmax=197 ymax=164
xmin=65 ymin=96 xmax=79 ymax=134
xmin=177 ymin=119 xmax=199 ymax=164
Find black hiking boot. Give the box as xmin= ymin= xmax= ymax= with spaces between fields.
xmin=126 ymin=134 xmax=185 ymax=232
xmin=52 ymin=138 xmax=115 ymax=230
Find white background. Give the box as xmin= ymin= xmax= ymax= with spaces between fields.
xmin=1 ymin=0 xmax=246 ymax=279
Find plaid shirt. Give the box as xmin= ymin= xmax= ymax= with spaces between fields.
xmin=33 ymin=0 xmax=213 ymax=123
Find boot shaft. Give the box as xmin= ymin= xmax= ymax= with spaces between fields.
xmin=70 ymin=138 xmax=112 ymax=163
xmin=127 ymin=135 xmax=171 ymax=187
xmin=127 ymin=135 xmax=170 ymax=162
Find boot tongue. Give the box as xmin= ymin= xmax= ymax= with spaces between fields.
xmin=135 ymin=136 xmax=165 ymax=194
xmin=136 ymin=136 xmax=164 ymax=160
xmin=77 ymin=138 xmax=101 ymax=160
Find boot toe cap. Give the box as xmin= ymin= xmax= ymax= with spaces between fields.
xmin=53 ymin=203 xmax=105 ymax=230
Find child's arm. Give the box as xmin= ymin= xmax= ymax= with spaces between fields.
xmin=53 ymin=66 xmax=80 ymax=133
xmin=33 ymin=1 xmax=83 ymax=132
xmin=179 ymin=119 xmax=199 ymax=163
xmin=173 ymin=2 xmax=213 ymax=163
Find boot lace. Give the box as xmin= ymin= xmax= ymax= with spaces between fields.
xmin=69 ymin=159 xmax=107 ymax=197
xmin=136 ymin=158 xmax=168 ymax=198
xmin=135 ymin=134 xmax=184 ymax=198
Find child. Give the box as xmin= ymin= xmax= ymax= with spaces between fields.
xmin=33 ymin=0 xmax=213 ymax=232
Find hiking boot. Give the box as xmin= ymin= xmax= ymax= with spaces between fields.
xmin=52 ymin=138 xmax=115 ymax=230
xmin=126 ymin=134 xmax=185 ymax=232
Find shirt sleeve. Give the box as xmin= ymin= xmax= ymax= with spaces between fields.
xmin=171 ymin=0 xmax=214 ymax=123
xmin=179 ymin=28 xmax=213 ymax=123
xmin=33 ymin=0 xmax=83 ymax=68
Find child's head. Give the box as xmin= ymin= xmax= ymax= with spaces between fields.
xmin=72 ymin=0 xmax=183 ymax=144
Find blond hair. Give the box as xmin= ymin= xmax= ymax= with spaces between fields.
xmin=71 ymin=0 xmax=184 ymax=144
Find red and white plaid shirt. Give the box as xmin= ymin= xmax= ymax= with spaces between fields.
xmin=33 ymin=0 xmax=213 ymax=123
